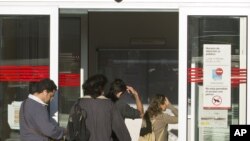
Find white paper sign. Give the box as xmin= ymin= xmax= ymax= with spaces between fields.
xmin=199 ymin=109 xmax=228 ymax=127
xmin=8 ymin=101 xmax=22 ymax=130
xmin=203 ymin=44 xmax=231 ymax=109
xmin=199 ymin=86 xmax=228 ymax=127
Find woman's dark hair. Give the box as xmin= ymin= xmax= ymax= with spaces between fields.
xmin=82 ymin=74 xmax=108 ymax=99
xmin=36 ymin=78 xmax=57 ymax=93
xmin=146 ymin=94 xmax=166 ymax=118
xmin=106 ymin=79 xmax=126 ymax=102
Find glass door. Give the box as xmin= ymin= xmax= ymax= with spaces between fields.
xmin=0 ymin=6 xmax=58 ymax=141
xmin=58 ymin=10 xmax=88 ymax=128
xmin=179 ymin=7 xmax=250 ymax=141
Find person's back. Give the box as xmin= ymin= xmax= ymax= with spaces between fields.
xmin=106 ymin=79 xmax=144 ymax=119
xmin=106 ymin=79 xmax=144 ymax=141
xmin=68 ymin=74 xmax=131 ymax=141
xmin=75 ymin=96 xmax=131 ymax=141
xmin=139 ymin=94 xmax=178 ymax=141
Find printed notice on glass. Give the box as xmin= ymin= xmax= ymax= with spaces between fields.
xmin=8 ymin=101 xmax=22 ymax=130
xmin=199 ymin=86 xmax=228 ymax=127
xmin=203 ymin=44 xmax=231 ymax=109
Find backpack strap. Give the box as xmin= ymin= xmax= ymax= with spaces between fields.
xmin=74 ymin=98 xmax=87 ymax=118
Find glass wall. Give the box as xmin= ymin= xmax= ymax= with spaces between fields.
xmin=187 ymin=16 xmax=247 ymax=141
xmin=0 ymin=16 xmax=50 ymax=141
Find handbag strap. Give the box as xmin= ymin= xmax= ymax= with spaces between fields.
xmin=151 ymin=119 xmax=155 ymax=130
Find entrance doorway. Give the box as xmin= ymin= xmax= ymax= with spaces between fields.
xmin=58 ymin=11 xmax=179 ymax=141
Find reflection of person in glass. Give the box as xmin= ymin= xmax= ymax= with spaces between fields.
xmin=140 ymin=94 xmax=178 ymax=141
xmin=19 ymin=78 xmax=66 ymax=141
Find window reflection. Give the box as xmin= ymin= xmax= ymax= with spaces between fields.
xmin=97 ymin=49 xmax=179 ymax=105
xmin=0 ymin=16 xmax=49 ymax=141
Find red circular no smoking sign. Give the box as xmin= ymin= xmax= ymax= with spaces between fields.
xmin=216 ymin=68 xmax=223 ymax=75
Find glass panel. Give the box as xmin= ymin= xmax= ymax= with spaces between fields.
xmin=187 ymin=16 xmax=247 ymax=141
xmin=58 ymin=16 xmax=81 ymax=127
xmin=97 ymin=49 xmax=178 ymax=105
xmin=0 ymin=16 xmax=50 ymax=141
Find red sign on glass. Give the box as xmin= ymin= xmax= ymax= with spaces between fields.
xmin=188 ymin=67 xmax=246 ymax=87
xmin=0 ymin=65 xmax=49 ymax=82
xmin=59 ymin=73 xmax=80 ymax=87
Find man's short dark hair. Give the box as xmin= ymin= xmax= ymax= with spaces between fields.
xmin=29 ymin=82 xmax=38 ymax=94
xmin=37 ymin=78 xmax=57 ymax=93
xmin=106 ymin=79 xmax=126 ymax=102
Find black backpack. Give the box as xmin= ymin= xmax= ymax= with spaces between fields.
xmin=66 ymin=99 xmax=90 ymax=141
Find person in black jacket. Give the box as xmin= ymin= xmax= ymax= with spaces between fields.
xmin=106 ymin=79 xmax=144 ymax=119
xmin=106 ymin=79 xmax=144 ymax=141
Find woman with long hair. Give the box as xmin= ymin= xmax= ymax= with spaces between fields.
xmin=140 ymin=94 xmax=178 ymax=141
